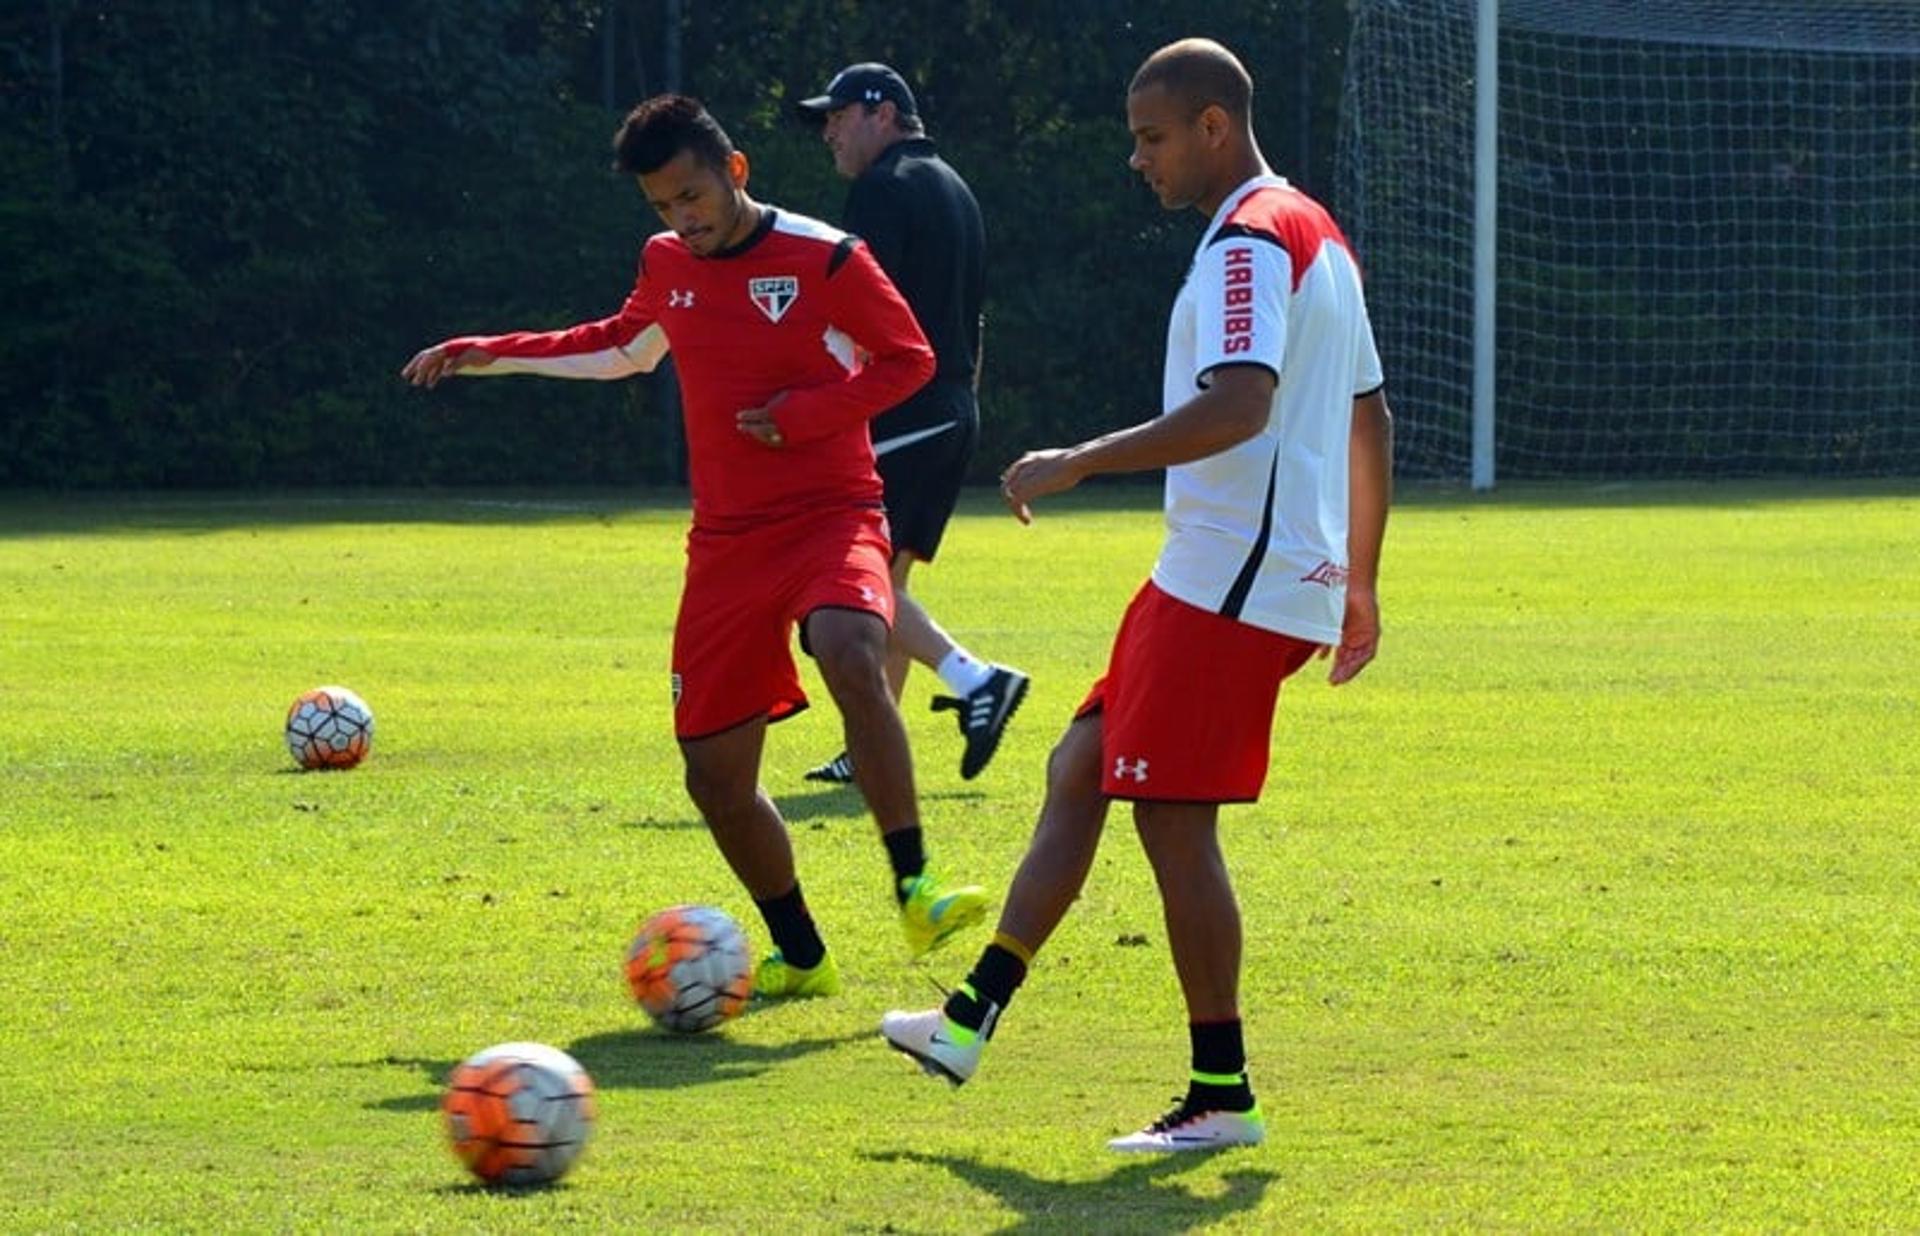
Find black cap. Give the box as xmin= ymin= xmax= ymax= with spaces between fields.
xmin=796 ymin=62 xmax=918 ymax=119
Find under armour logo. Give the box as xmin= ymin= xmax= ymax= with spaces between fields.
xmin=1113 ymin=756 xmax=1150 ymax=783
xmin=858 ymin=584 xmax=877 ymax=603
xmin=1300 ymin=560 xmax=1349 ymax=589
xmin=668 ymin=289 xmax=695 ymax=308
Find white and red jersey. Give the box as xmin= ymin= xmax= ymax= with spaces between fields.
xmin=447 ymin=208 xmax=934 ymax=531
xmin=1150 ymin=174 xmax=1383 ymax=646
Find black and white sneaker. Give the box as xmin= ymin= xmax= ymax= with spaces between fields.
xmin=1107 ymin=1095 xmax=1266 ymax=1153
xmin=803 ymin=751 xmax=856 ymax=784
xmin=931 ymin=666 xmax=1030 ymax=780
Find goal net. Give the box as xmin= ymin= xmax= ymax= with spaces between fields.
xmin=1336 ymin=0 xmax=1920 ymax=479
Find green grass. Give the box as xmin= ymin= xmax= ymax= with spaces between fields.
xmin=3 ymin=480 xmax=1917 ymax=1231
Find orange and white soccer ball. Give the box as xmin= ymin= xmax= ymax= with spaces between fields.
xmin=625 ymin=904 xmax=752 ymax=1033
xmin=284 ymin=685 xmax=373 ymax=769
xmin=442 ymin=1041 xmax=596 ymax=1187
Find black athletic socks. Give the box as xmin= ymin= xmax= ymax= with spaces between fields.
xmin=1188 ymin=1019 xmax=1255 ymax=1112
xmin=1190 ymin=1018 xmax=1246 ymax=1076
xmin=944 ymin=943 xmax=1029 ymax=1032
xmin=754 ymin=884 xmax=826 ymax=970
xmin=970 ymin=943 xmax=1028 ymax=1009
xmin=882 ymin=826 xmax=927 ymax=901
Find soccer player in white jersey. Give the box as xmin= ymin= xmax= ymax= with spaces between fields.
xmin=880 ymin=38 xmax=1394 ymax=1152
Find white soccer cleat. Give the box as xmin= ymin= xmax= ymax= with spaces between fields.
xmin=880 ymin=1007 xmax=985 ymax=1086
xmin=1107 ymin=1099 xmax=1266 ymax=1153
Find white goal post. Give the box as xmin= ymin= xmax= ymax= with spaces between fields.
xmin=1338 ymin=0 xmax=1920 ymax=485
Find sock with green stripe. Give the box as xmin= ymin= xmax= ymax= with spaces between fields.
xmin=942 ymin=941 xmax=1028 ymax=1034
xmin=937 ymin=982 xmax=1000 ymax=1045
xmin=1187 ymin=1018 xmax=1255 ymax=1113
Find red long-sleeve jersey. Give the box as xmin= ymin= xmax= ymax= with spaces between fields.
xmin=448 ymin=207 xmax=934 ymax=531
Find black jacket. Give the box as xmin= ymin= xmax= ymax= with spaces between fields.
xmin=844 ymin=137 xmax=985 ymax=390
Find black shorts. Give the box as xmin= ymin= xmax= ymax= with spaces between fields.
xmin=872 ymin=383 xmax=978 ymax=562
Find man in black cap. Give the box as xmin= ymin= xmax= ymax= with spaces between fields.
xmin=796 ymin=63 xmax=1028 ymax=787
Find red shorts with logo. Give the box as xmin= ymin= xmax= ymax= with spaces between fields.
xmin=672 ymin=506 xmax=893 ymax=740
xmin=1076 ymin=580 xmax=1319 ymax=802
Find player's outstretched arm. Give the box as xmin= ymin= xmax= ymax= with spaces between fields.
xmin=404 ymin=257 xmax=664 ymax=389
xmin=997 ymin=447 xmax=1081 ymax=524
xmin=998 ymin=365 xmax=1274 ymax=523
xmin=1328 ymin=387 xmax=1393 ymax=685
xmin=401 ymin=344 xmax=496 ymax=388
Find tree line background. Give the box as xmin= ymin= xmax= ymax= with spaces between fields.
xmin=1 ymin=1 xmax=1354 ymax=489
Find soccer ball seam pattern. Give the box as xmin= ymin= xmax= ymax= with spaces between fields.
xmin=284 ymin=685 xmax=374 ymax=770
xmin=442 ymin=1046 xmax=596 ymax=1186
xmin=625 ymin=904 xmax=752 ymax=1034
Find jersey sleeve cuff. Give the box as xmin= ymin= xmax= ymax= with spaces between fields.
xmin=1197 ymin=360 xmax=1281 ymax=390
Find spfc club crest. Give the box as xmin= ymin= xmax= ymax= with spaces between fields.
xmin=748 ymin=276 xmax=799 ymax=323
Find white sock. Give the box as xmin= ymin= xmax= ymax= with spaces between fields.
xmin=937 ymin=649 xmax=994 ymax=696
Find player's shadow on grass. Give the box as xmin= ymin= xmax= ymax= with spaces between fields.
xmin=773 ymin=786 xmax=987 ymax=826
xmin=611 ymin=781 xmax=988 ymax=831
xmin=864 ymin=1148 xmax=1277 ymax=1235
xmin=564 ymin=1026 xmax=866 ymax=1091
xmin=611 ymin=786 xmax=986 ymax=833
xmin=616 ymin=814 xmax=708 ymax=831
xmin=773 ymin=787 xmax=880 ymax=825
xmin=368 ymin=1029 xmax=864 ymax=1113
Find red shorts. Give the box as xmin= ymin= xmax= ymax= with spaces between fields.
xmin=1076 ymin=581 xmax=1318 ymax=802
xmin=672 ymin=507 xmax=893 ymax=740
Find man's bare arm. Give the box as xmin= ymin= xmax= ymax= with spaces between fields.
xmin=998 ymin=365 xmax=1275 ymax=523
xmin=1329 ymin=387 xmax=1393 ymax=685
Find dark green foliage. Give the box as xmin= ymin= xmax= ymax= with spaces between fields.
xmin=1 ymin=1 xmax=1349 ymax=488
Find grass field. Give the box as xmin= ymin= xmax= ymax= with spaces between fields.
xmin=3 ymin=480 xmax=1917 ymax=1231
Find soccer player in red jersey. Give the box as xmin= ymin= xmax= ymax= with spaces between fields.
xmin=881 ymin=40 xmax=1394 ymax=1151
xmin=402 ymin=96 xmax=988 ymax=996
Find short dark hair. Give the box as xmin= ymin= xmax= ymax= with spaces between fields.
xmin=889 ymin=105 xmax=926 ymax=138
xmin=613 ymin=94 xmax=735 ymax=176
xmin=1129 ymin=38 xmax=1254 ymax=123
xmin=849 ymin=100 xmax=925 ymax=138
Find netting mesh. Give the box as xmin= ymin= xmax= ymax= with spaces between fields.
xmin=1337 ymin=0 xmax=1920 ymax=479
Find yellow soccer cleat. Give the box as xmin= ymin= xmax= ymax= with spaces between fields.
xmin=898 ymin=873 xmax=989 ymax=958
xmin=752 ymin=949 xmax=842 ymax=999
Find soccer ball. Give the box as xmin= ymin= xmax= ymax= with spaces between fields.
xmin=442 ymin=1041 xmax=596 ymax=1187
xmin=284 ymin=685 xmax=373 ymax=769
xmin=625 ymin=904 xmax=753 ymax=1033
